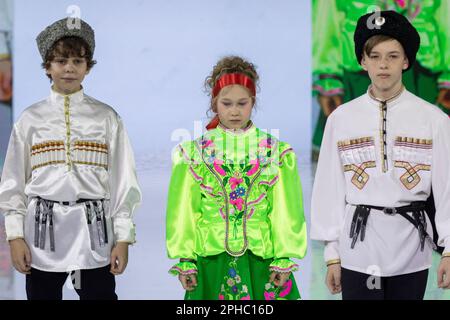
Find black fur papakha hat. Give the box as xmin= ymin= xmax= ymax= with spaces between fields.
xmin=354 ymin=10 xmax=420 ymax=71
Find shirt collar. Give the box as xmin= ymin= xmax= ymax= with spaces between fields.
xmin=216 ymin=120 xmax=256 ymax=137
xmin=366 ymin=85 xmax=406 ymax=108
xmin=49 ymin=86 xmax=85 ymax=105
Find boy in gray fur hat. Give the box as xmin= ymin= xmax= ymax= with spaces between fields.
xmin=0 ymin=17 xmax=141 ymax=300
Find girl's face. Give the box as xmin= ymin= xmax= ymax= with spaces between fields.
xmin=361 ymin=39 xmax=408 ymax=97
xmin=215 ymin=85 xmax=254 ymax=130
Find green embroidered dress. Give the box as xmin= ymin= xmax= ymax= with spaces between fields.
xmin=166 ymin=123 xmax=307 ymax=300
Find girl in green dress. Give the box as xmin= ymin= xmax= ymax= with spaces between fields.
xmin=166 ymin=56 xmax=307 ymax=300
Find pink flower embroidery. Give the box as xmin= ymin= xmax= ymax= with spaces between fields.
xmin=395 ymin=0 xmax=406 ymax=8
xmin=279 ymin=279 xmax=292 ymax=298
xmin=246 ymin=159 xmax=260 ymax=176
xmin=264 ymin=291 xmax=275 ymax=300
xmin=230 ymin=198 xmax=244 ymax=211
xmin=230 ymin=177 xmax=243 ymax=190
xmin=219 ymin=294 xmax=224 ymax=300
xmin=259 ymin=138 xmax=273 ymax=149
xmin=213 ymin=159 xmax=226 ymax=176
xmin=201 ymin=139 xmax=214 ymax=149
xmin=240 ymin=295 xmax=250 ymax=300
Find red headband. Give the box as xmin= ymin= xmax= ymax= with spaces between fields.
xmin=212 ymin=73 xmax=256 ymax=98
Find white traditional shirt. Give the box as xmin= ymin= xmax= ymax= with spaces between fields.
xmin=311 ymin=88 xmax=450 ymax=276
xmin=0 ymin=88 xmax=141 ymax=272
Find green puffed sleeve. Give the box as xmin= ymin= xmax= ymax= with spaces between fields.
xmin=312 ymin=0 xmax=344 ymax=96
xmin=268 ymin=144 xmax=307 ymax=269
xmin=436 ymin=0 xmax=450 ymax=88
xmin=166 ymin=143 xmax=201 ymax=261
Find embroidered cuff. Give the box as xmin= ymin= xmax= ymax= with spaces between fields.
xmin=113 ymin=217 xmax=136 ymax=244
xmin=269 ymin=259 xmax=299 ymax=273
xmin=313 ymin=78 xmax=344 ymax=96
xmin=5 ymin=213 xmax=24 ymax=241
xmin=169 ymin=261 xmax=198 ymax=276
xmin=326 ymin=259 xmax=341 ymax=267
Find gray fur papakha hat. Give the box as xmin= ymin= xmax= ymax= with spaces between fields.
xmin=36 ymin=18 xmax=95 ymax=60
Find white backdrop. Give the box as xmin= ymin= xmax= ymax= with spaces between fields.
xmin=11 ymin=0 xmax=312 ymax=299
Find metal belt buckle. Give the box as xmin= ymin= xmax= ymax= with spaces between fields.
xmin=383 ymin=207 xmax=397 ymax=215
xmin=59 ymin=201 xmax=76 ymax=206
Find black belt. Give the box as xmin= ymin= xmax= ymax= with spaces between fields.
xmin=350 ymin=201 xmax=436 ymax=252
xmin=33 ymin=197 xmax=108 ymax=252
xmin=59 ymin=199 xmax=92 ymax=206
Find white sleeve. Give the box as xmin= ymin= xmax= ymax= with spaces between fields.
xmin=311 ymin=115 xmax=347 ymax=261
xmin=108 ymin=116 xmax=142 ymax=243
xmin=0 ymin=124 xmax=31 ymax=240
xmin=431 ymin=116 xmax=450 ymax=253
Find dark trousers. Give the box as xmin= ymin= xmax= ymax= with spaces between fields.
xmin=26 ymin=265 xmax=117 ymax=300
xmin=341 ymin=267 xmax=428 ymax=300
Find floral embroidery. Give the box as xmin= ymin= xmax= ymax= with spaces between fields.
xmin=246 ymin=159 xmax=260 ymax=176
xmin=213 ymin=159 xmax=226 ymax=176
xmin=230 ymin=172 xmax=243 ymax=190
xmin=236 ymin=187 xmax=246 ymax=197
xmin=388 ymin=0 xmax=421 ymax=20
xmin=200 ymin=139 xmax=214 ymax=149
xmin=259 ymin=137 xmax=274 ymax=149
xmin=195 ymin=135 xmax=278 ymax=242
xmin=395 ymin=0 xmax=406 ymax=8
xmin=263 ymin=279 xmax=293 ymax=300
xmin=219 ymin=258 xmax=251 ymax=300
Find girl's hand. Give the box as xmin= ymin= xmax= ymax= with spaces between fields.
xmin=179 ymin=274 xmax=197 ymax=291
xmin=326 ymin=263 xmax=342 ymax=294
xmin=318 ymin=94 xmax=343 ymax=117
xmin=110 ymin=242 xmax=129 ymax=275
xmin=269 ymin=271 xmax=290 ymax=287
xmin=437 ymin=88 xmax=450 ymax=110
xmin=9 ymin=238 xmax=32 ymax=274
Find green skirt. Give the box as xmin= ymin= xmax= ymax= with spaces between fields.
xmin=185 ymin=251 xmax=300 ymax=300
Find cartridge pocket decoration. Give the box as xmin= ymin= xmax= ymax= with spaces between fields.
xmin=338 ymin=137 xmax=376 ymax=190
xmin=31 ymin=140 xmax=66 ymax=171
xmin=73 ymin=140 xmax=109 ymax=170
xmin=393 ymin=137 xmax=432 ymax=191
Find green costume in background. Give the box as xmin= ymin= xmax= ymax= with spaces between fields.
xmin=311 ymin=0 xmax=450 ymax=300
xmin=166 ymin=123 xmax=307 ymax=300
xmin=312 ymin=0 xmax=450 ymax=151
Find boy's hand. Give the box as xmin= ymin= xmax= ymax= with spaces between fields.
xmin=0 ymin=59 xmax=12 ymax=102
xmin=326 ymin=263 xmax=342 ymax=294
xmin=9 ymin=238 xmax=32 ymax=274
xmin=179 ymin=274 xmax=197 ymax=291
xmin=437 ymin=257 xmax=450 ymax=289
xmin=437 ymin=88 xmax=450 ymax=110
xmin=269 ymin=271 xmax=290 ymax=287
xmin=110 ymin=242 xmax=129 ymax=275
xmin=318 ymin=94 xmax=343 ymax=117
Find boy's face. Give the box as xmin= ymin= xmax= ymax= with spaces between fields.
xmin=46 ymin=50 xmax=89 ymax=95
xmin=215 ymin=85 xmax=254 ymax=130
xmin=361 ymin=39 xmax=408 ymax=95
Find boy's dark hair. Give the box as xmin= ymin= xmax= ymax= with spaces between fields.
xmin=42 ymin=36 xmax=97 ymax=80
